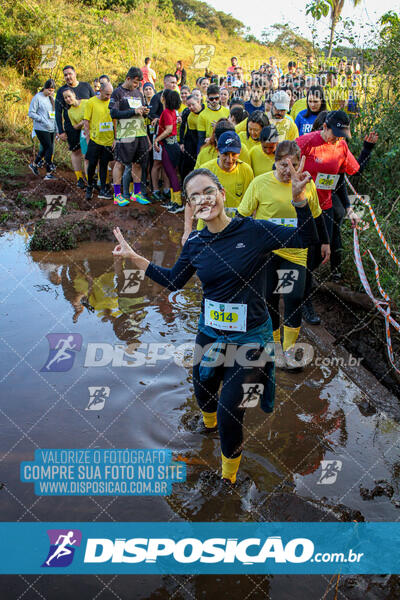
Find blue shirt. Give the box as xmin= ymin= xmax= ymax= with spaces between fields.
xmin=244 ymin=101 xmax=265 ymax=115
xmin=145 ymin=212 xmax=317 ymax=332
xmin=295 ymin=110 xmax=317 ymax=136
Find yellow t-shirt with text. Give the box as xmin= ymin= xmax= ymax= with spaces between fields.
xmin=83 ymin=96 xmax=114 ymax=146
xmin=237 ymin=170 xmax=321 ymax=266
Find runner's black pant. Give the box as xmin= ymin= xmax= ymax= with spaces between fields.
xmin=192 ymin=330 xmax=275 ymax=459
xmin=34 ymin=130 xmax=55 ymax=172
xmin=264 ymin=254 xmax=307 ymax=330
xmin=304 ymin=206 xmax=334 ymax=300
xmin=85 ymin=140 xmax=113 ymax=188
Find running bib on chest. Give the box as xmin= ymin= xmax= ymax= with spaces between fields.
xmin=268 ymin=217 xmax=297 ymax=227
xmin=315 ymin=173 xmax=340 ymax=190
xmin=99 ymin=121 xmax=113 ymax=132
xmin=48 ymin=111 xmax=55 ymax=119
xmin=204 ymin=299 xmax=247 ymax=332
xmin=127 ymin=98 xmax=142 ymax=109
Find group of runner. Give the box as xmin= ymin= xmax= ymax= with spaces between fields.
xmin=27 ymin=55 xmax=377 ymax=484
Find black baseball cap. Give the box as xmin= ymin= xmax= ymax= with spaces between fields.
xmin=325 ymin=110 xmax=351 ymax=139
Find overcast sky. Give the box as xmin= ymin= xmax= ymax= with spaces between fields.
xmin=206 ymin=0 xmax=399 ymax=42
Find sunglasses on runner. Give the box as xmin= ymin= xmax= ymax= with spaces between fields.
xmin=208 ymin=96 xmax=220 ymax=101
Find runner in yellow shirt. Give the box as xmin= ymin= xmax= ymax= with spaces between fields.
xmin=197 ymin=84 xmax=229 ymax=151
xmin=195 ymin=119 xmax=251 ymax=168
xmin=238 ymin=140 xmax=328 ymax=369
xmin=83 ymin=81 xmax=114 ymax=201
xmin=250 ymin=125 xmax=279 ymax=176
xmin=238 ymin=110 xmax=270 ymax=151
xmin=266 ymin=91 xmax=299 ymax=141
xmin=63 ymin=90 xmax=88 ymax=174
xmin=183 ymin=131 xmax=253 ymax=243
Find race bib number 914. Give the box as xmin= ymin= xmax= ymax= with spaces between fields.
xmin=204 ymin=299 xmax=247 ymax=332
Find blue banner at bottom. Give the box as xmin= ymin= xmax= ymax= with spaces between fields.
xmin=0 ymin=522 xmax=398 ymax=574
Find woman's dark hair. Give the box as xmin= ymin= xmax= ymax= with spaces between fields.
xmin=41 ymin=79 xmax=56 ymax=108
xmin=163 ymin=89 xmax=181 ymax=110
xmin=311 ymin=110 xmax=328 ymax=131
xmin=305 ymin=85 xmax=327 ymax=118
xmin=246 ymin=110 xmax=270 ymax=139
xmin=182 ymin=168 xmax=223 ymax=203
xmin=275 ymin=140 xmax=301 ymax=162
xmin=230 ymin=106 xmax=248 ymax=125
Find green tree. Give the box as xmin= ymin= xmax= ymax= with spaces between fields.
xmin=306 ymin=0 xmax=361 ymax=58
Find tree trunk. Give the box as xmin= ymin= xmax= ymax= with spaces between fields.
xmin=327 ymin=17 xmax=337 ymax=58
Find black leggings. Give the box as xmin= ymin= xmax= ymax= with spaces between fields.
xmin=192 ymin=330 xmax=275 ymax=459
xmin=34 ymin=130 xmax=55 ymax=172
xmin=85 ymin=140 xmax=113 ymax=188
xmin=264 ymin=254 xmax=307 ymax=330
xmin=304 ymin=206 xmax=334 ymax=300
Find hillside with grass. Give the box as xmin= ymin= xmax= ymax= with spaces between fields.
xmin=0 ymin=0 xmax=296 ymax=145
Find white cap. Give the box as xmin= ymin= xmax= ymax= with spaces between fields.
xmin=271 ymin=90 xmax=290 ymax=111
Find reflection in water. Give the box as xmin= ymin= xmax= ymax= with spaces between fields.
xmin=1 ymin=233 xmax=400 ymax=567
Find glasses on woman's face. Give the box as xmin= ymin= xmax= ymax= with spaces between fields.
xmin=187 ymin=188 xmax=219 ymax=205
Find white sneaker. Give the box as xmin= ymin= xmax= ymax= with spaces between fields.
xmin=274 ymin=342 xmax=286 ymax=369
xmin=284 ymin=346 xmax=304 ymax=371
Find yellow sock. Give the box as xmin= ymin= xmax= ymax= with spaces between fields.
xmin=129 ymin=182 xmax=133 ymax=193
xmin=201 ymin=410 xmax=217 ymax=428
xmin=273 ymin=329 xmax=281 ymax=343
xmin=173 ymin=190 xmax=182 ymax=206
xmin=221 ymin=453 xmax=242 ymax=484
xmin=75 ymin=170 xmax=83 ymax=181
xmin=283 ymin=326 xmax=301 ymax=352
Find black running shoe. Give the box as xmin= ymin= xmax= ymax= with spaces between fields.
xmin=85 ymin=185 xmax=93 ymax=200
xmin=29 ymin=163 xmax=39 ymax=176
xmin=302 ymin=299 xmax=321 ymax=325
xmin=98 ymin=188 xmax=113 ymax=200
xmin=77 ymin=177 xmax=86 ymax=189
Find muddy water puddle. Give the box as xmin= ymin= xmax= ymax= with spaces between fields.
xmin=0 ymin=229 xmax=399 ymax=599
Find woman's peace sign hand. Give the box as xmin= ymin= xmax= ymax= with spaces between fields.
xmin=288 ymin=156 xmax=311 ymax=203
xmin=112 ymin=227 xmax=136 ymax=259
